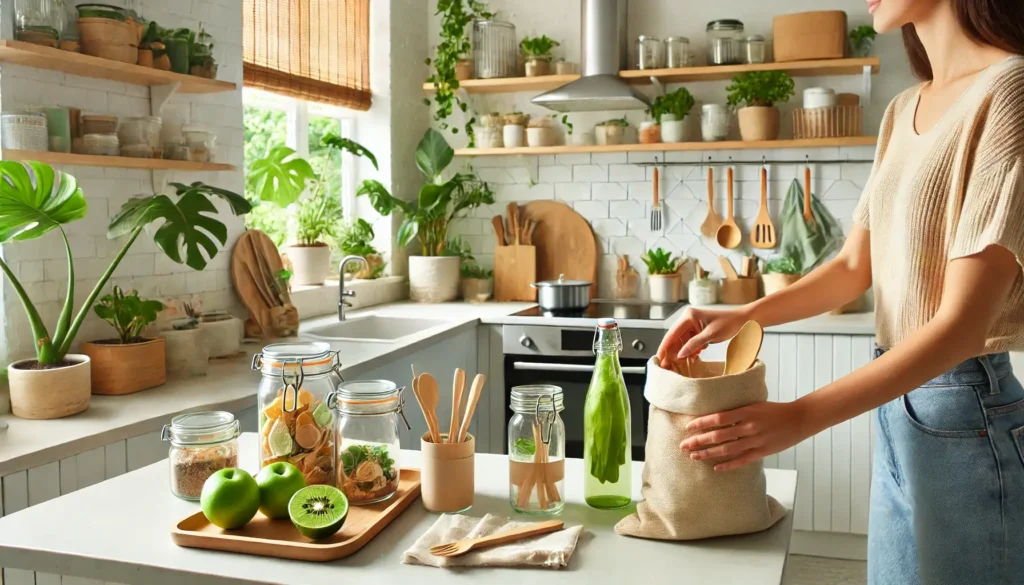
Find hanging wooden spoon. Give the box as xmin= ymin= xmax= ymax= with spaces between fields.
xmin=723 ymin=321 xmax=765 ymax=375
xmin=804 ymin=164 xmax=815 ymax=224
xmin=716 ymin=166 xmax=742 ymax=249
xmin=418 ymin=373 xmax=443 ymax=443
xmin=700 ymin=166 xmax=723 ymax=238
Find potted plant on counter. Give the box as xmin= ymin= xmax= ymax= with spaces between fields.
xmin=82 ymin=287 xmax=166 ymax=395
xmin=358 ymin=129 xmax=495 ymax=302
xmin=290 ymin=187 xmax=342 ymax=286
xmin=452 ymin=239 xmax=493 ymax=302
xmin=337 ymin=219 xmax=387 ymax=280
xmin=520 ymin=35 xmax=560 ymax=77
xmin=726 ymin=71 xmax=795 ymax=141
xmin=163 ymin=302 xmax=209 ymax=378
xmin=642 ymin=248 xmax=684 ymax=304
xmin=0 ymin=163 xmax=250 ymax=419
xmin=761 ymin=256 xmax=802 ymax=297
xmin=649 ymin=87 xmax=695 ymax=143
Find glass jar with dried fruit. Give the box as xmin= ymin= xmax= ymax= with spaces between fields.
xmin=252 ymin=342 xmax=342 ymax=486
xmin=328 ymin=380 xmax=409 ymax=505
xmin=163 ymin=411 xmax=240 ymax=501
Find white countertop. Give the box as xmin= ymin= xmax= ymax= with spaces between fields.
xmin=0 ymin=299 xmax=873 ymax=476
xmin=0 ymin=433 xmax=798 ymax=585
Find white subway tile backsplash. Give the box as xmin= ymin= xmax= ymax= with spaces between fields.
xmin=626 ymin=151 xmax=664 ymax=164
xmin=572 ymin=201 xmax=609 ymax=222
xmin=554 ymin=182 xmax=591 ymax=201
xmin=591 ymin=219 xmax=627 ymax=238
xmin=608 ymin=164 xmax=646 ymax=183
xmin=555 ymin=153 xmax=591 ymax=165
xmin=493 ymin=183 xmax=554 ymax=202
xmin=592 ymin=182 xmax=627 ymax=200
xmin=538 ymin=165 xmax=573 ymax=183
xmin=573 ymin=164 xmax=608 ymax=182
xmin=610 ymin=200 xmax=646 ymax=220
xmin=627 ymin=181 xmax=655 ymax=201
xmin=591 ymin=152 xmax=628 ymax=165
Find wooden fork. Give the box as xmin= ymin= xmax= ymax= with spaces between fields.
xmin=428 ymin=520 xmax=565 ymax=558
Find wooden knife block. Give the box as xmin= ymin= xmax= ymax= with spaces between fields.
xmin=494 ymin=245 xmax=537 ymax=302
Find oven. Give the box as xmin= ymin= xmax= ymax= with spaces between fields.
xmin=502 ymin=324 xmax=665 ymax=461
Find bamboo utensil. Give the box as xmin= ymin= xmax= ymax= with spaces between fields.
xmin=456 ymin=374 xmax=486 ymax=443
xmin=429 ymin=520 xmax=565 ymax=558
xmin=515 ymin=420 xmax=561 ymax=509
xmin=724 ymin=321 xmax=764 ymax=375
xmin=417 ymin=373 xmax=443 ymax=444
xmin=804 ymin=165 xmax=814 ymax=224
xmin=719 ymin=256 xmax=740 ymax=280
xmin=752 ymin=167 xmax=777 ymax=249
xmin=492 ymin=215 xmax=507 ymax=246
xmin=615 ymin=255 xmax=639 ymax=299
xmin=740 ymin=256 xmax=754 ymax=278
xmin=507 ymin=203 xmax=520 ymax=245
xmin=650 ymin=166 xmax=663 ymax=232
xmin=447 ymin=369 xmax=466 ymax=444
xmin=716 ymin=167 xmax=742 ymax=249
xmin=700 ymin=166 xmax=722 ymax=238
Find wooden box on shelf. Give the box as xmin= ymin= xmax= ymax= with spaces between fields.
xmin=494 ymin=245 xmax=537 ymax=302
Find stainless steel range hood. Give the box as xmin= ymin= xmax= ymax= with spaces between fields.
xmin=532 ymin=0 xmax=650 ymax=112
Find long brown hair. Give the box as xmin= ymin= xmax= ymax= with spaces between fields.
xmin=903 ymin=1 xmax=1024 ymax=79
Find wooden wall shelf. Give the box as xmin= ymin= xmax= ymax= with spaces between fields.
xmin=423 ymin=58 xmax=880 ymax=95
xmin=3 ymin=150 xmax=236 ymax=172
xmin=454 ymin=136 xmax=877 ymax=157
xmin=0 ymin=41 xmax=237 ymax=94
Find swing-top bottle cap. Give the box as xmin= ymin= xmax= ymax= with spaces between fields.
xmin=597 ymin=318 xmax=617 ymax=329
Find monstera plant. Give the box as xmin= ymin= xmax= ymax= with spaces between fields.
xmin=0 ymin=162 xmax=250 ymax=419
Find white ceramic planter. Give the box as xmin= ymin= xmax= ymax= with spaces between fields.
xmin=287 ymin=244 xmax=332 ymax=286
xmin=571 ymin=132 xmax=595 ymax=146
xmin=526 ymin=127 xmax=555 ymax=147
xmin=198 ymin=315 xmax=242 ymax=358
xmin=503 ymin=125 xmax=525 ymax=148
xmin=163 ymin=328 xmax=210 ymax=378
xmin=408 ymin=256 xmax=460 ymax=303
xmin=689 ymin=279 xmax=719 ymax=306
xmin=7 ymin=354 xmax=91 ymax=419
xmin=648 ymin=274 xmax=681 ymax=303
xmin=661 ymin=114 xmax=686 ymax=143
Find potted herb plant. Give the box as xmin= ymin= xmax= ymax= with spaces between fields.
xmin=520 ymin=35 xmax=560 ymax=77
xmin=0 ymin=163 xmax=250 ymax=419
xmin=642 ymin=248 xmax=684 ymax=304
xmin=358 ymin=129 xmax=495 ymax=303
xmin=82 ymin=287 xmax=166 ymax=396
xmin=337 ymin=219 xmax=387 ymax=280
xmin=689 ymin=265 xmax=718 ymax=307
xmin=849 ymin=25 xmax=877 ymax=58
xmin=649 ymin=87 xmax=695 ymax=143
xmin=163 ymin=302 xmax=209 ymax=378
xmin=594 ymin=118 xmax=637 ymax=146
xmin=726 ymin=71 xmax=795 ymax=141
xmin=761 ymin=256 xmax=802 ymax=297
xmin=248 ymin=134 xmax=377 ymax=285
xmin=451 ymin=238 xmax=492 ymax=302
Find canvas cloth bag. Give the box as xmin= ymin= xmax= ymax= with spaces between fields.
xmin=615 ymin=357 xmax=787 ymax=540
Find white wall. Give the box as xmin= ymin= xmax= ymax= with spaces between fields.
xmin=430 ymin=0 xmax=918 ymax=298
xmin=0 ymin=0 xmax=246 ymax=365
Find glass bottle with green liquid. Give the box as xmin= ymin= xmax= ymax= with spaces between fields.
xmin=583 ymin=318 xmax=632 ymax=509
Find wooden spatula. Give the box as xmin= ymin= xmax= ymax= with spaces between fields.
xmin=719 ymin=256 xmax=739 ymax=280
xmin=699 ymin=166 xmax=722 ymax=238
xmin=507 ymin=203 xmax=520 ymax=246
xmin=752 ymin=167 xmax=777 ymax=249
xmin=724 ymin=321 xmax=764 ymax=375
xmin=492 ymin=216 xmax=506 ymax=247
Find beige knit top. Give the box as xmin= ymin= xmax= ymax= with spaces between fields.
xmin=854 ymin=56 xmax=1024 ymax=352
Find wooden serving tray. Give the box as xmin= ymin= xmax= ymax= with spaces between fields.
xmin=171 ymin=469 xmax=421 ymax=562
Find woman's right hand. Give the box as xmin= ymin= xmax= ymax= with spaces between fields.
xmin=657 ymin=306 xmax=752 ymax=364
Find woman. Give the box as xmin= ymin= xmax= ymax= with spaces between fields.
xmin=658 ymin=1 xmax=1024 ymax=583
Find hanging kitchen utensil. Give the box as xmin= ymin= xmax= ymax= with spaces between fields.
xmin=492 ymin=215 xmax=506 ymax=246
xmin=752 ymin=166 xmax=777 ymax=249
xmin=650 ymin=166 xmax=663 ymax=233
xmin=803 ymin=163 xmax=814 ymax=224
xmin=716 ymin=167 xmax=742 ymax=249
xmin=699 ymin=166 xmax=722 ymax=239
xmin=723 ymin=321 xmax=764 ymax=375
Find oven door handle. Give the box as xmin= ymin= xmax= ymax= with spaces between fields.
xmin=513 ymin=362 xmax=647 ymax=375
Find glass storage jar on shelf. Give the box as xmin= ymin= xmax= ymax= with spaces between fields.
xmin=635 ymin=35 xmax=664 ymax=70
xmin=665 ymin=37 xmax=691 ymax=68
xmin=706 ymin=19 xmax=745 ymax=65
xmin=15 ymin=0 xmax=61 ymax=47
xmin=329 ymin=380 xmax=410 ymax=505
xmin=162 ymin=411 xmax=240 ymax=501
xmin=253 ymin=342 xmax=342 ymax=486
xmin=508 ymin=385 xmax=566 ymax=515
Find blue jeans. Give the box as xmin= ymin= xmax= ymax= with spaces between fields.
xmin=868 ymin=351 xmax=1024 ymax=585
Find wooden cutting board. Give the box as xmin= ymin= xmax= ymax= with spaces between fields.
xmin=230 ymin=230 xmax=298 ymax=339
xmin=521 ymin=201 xmax=598 ymax=294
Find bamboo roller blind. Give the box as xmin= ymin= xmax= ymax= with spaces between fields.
xmin=243 ymin=0 xmax=371 ymax=110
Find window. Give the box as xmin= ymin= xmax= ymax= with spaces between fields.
xmin=243 ymin=88 xmax=356 ymax=249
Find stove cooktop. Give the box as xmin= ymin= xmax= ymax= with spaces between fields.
xmin=513 ymin=300 xmax=684 ymax=321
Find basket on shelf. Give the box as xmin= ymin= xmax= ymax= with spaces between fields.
xmin=1 ymin=113 xmax=49 ymax=151
xmin=792 ymin=106 xmax=863 ymax=140
xmin=77 ymin=18 xmax=138 ymax=64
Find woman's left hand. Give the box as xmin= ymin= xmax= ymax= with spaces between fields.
xmin=680 ymin=401 xmax=815 ymax=472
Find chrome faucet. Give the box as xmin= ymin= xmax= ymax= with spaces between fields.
xmin=338 ymin=255 xmax=369 ymax=321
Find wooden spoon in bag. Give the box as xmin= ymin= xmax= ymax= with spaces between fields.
xmin=723 ymin=321 xmax=764 ymax=375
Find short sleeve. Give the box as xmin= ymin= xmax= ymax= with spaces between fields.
xmin=851 ymin=91 xmax=908 ymax=231
xmin=950 ymin=158 xmax=1024 ymax=268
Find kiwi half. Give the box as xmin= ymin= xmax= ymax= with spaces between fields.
xmin=288 ymin=485 xmax=348 ymax=540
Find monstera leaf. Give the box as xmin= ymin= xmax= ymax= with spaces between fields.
xmin=170 ymin=182 xmax=253 ymax=216
xmin=246 ymin=146 xmax=317 ymax=207
xmin=108 ymin=191 xmax=230 ymax=271
xmin=322 ymin=135 xmax=379 ymax=170
xmin=0 ymin=161 xmax=86 ymax=242
xmin=415 ymin=128 xmax=454 ymax=181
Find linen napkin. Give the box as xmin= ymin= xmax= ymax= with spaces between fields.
xmin=402 ymin=513 xmax=583 ymax=569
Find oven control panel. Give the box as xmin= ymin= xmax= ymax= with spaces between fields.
xmin=502 ymin=325 xmax=666 ymax=359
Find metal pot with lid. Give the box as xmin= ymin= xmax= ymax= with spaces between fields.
xmin=532 ymin=274 xmax=593 ymax=311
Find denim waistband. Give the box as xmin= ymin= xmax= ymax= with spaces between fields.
xmin=874 ymin=348 xmax=1013 ymax=387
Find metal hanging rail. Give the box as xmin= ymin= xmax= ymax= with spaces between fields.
xmin=634 ymin=155 xmax=875 ymax=167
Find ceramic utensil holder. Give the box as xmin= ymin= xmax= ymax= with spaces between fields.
xmin=720 ymin=278 xmax=759 ymax=305
xmin=421 ymin=432 xmax=475 ymax=513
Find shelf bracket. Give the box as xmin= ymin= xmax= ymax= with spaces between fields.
xmin=862 ymin=65 xmax=873 ymax=108
xmin=152 ymin=170 xmax=170 ymax=193
xmin=151 ymin=81 xmax=181 ymax=117
xmin=649 ymin=76 xmax=665 ymax=97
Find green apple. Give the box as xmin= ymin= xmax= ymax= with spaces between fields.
xmin=256 ymin=462 xmax=307 ymax=519
xmin=200 ymin=468 xmax=260 ymax=529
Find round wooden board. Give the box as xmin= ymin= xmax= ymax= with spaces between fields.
xmin=230 ymin=230 xmax=297 ymax=338
xmin=521 ymin=201 xmax=598 ymax=293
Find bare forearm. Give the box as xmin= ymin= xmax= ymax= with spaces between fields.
xmin=744 ymin=255 xmax=870 ymax=328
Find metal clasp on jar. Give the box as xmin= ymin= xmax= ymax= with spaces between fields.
xmin=534 ymin=394 xmax=556 ymax=444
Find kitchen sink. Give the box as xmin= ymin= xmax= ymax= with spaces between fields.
xmin=304 ymin=315 xmax=449 ymax=343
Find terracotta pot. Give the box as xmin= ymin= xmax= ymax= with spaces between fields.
xmin=455 ymin=59 xmax=473 ymax=80
xmin=409 ymin=256 xmax=460 ymax=303
xmin=525 ymin=57 xmax=550 ymax=77
xmin=461 ymin=278 xmax=493 ymax=303
xmin=82 ymin=338 xmax=166 ymax=395
xmin=163 ymin=329 xmax=210 ymax=378
xmin=762 ymin=273 xmax=802 ymax=297
xmin=137 ymin=48 xmax=153 ymax=67
xmin=737 ymin=106 xmax=781 ymax=141
xmin=648 ymin=274 xmax=681 ymax=303
xmin=353 ymin=254 xmax=385 ymax=279
xmin=287 ymin=244 xmax=332 ymax=286
xmin=8 ymin=355 xmax=91 ymax=420
xmin=639 ymin=121 xmax=662 ymax=144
